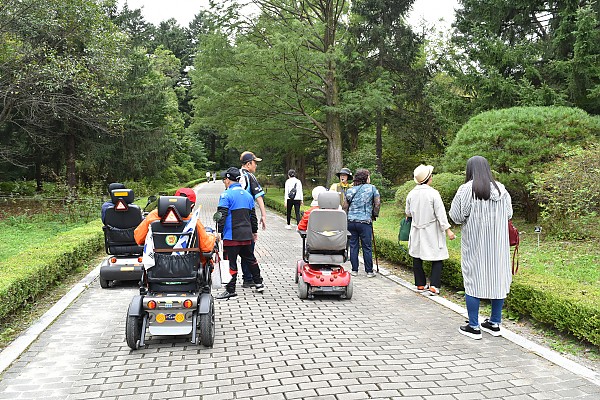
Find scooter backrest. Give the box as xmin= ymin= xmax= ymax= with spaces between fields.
xmin=306 ymin=206 xmax=348 ymax=252
xmin=157 ymin=196 xmax=192 ymax=220
xmin=110 ymin=188 xmax=135 ymax=205
xmin=317 ymin=191 xmax=341 ymax=209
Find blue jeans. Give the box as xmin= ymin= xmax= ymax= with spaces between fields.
xmin=465 ymin=294 xmax=504 ymax=328
xmin=348 ymin=221 xmax=373 ymax=273
xmin=241 ymin=241 xmax=255 ymax=282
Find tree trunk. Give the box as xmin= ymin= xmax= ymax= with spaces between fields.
xmin=325 ymin=66 xmax=343 ymax=186
xmin=348 ymin=123 xmax=359 ymax=152
xmin=35 ymin=159 xmax=43 ymax=193
xmin=66 ymin=132 xmax=77 ymax=196
xmin=376 ymin=112 xmax=383 ymax=174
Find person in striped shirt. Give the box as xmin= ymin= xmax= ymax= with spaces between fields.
xmin=450 ymin=156 xmax=513 ymax=340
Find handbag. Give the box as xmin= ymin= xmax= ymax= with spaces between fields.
xmin=288 ymin=182 xmax=297 ymax=199
xmin=398 ymin=217 xmax=412 ymax=241
xmin=508 ymin=219 xmax=519 ymax=274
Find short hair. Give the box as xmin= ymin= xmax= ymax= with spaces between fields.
xmin=353 ymin=169 xmax=370 ymax=185
xmin=288 ymin=169 xmax=296 ymax=177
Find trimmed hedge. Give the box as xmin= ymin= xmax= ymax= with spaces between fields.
xmin=264 ymin=190 xmax=600 ymax=346
xmin=0 ymin=220 xmax=104 ymax=321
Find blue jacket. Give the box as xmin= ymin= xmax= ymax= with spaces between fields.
xmin=217 ymin=183 xmax=257 ymax=241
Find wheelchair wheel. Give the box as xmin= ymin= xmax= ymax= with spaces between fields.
xmin=298 ymin=275 xmax=309 ymax=299
xmin=343 ymin=279 xmax=353 ymax=300
xmin=199 ymin=296 xmax=215 ymax=347
xmin=294 ymin=265 xmax=299 ymax=283
xmin=99 ymin=276 xmax=109 ymax=289
xmin=125 ymin=315 xmax=142 ymax=350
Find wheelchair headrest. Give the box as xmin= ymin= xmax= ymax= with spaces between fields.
xmin=157 ymin=196 xmax=192 ymax=220
xmin=110 ymin=188 xmax=134 ymax=205
xmin=317 ymin=191 xmax=340 ymax=209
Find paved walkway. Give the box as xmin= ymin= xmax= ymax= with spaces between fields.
xmin=1 ymin=182 xmax=599 ymax=399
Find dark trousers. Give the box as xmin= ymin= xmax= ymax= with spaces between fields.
xmin=224 ymin=243 xmax=262 ymax=293
xmin=348 ymin=221 xmax=373 ymax=273
xmin=286 ymin=199 xmax=301 ymax=224
xmin=413 ymin=258 xmax=443 ymax=288
xmin=241 ymin=241 xmax=255 ymax=283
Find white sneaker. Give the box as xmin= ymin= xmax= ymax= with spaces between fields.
xmin=285 ymin=225 xmax=292 ymax=230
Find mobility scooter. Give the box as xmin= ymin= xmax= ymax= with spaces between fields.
xmin=125 ymin=195 xmax=216 ymax=349
xmin=296 ymin=191 xmax=353 ymax=299
xmin=100 ymin=189 xmax=151 ymax=288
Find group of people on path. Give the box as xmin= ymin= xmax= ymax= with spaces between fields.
xmin=109 ymin=150 xmax=513 ymax=340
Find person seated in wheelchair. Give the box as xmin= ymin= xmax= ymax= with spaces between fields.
xmin=101 ymin=182 xmax=126 ymax=224
xmin=102 ymin=186 xmax=143 ymax=256
xmin=134 ymin=188 xmax=217 ymax=266
xmin=300 ymin=190 xmax=349 ymax=264
xmin=297 ymin=186 xmax=327 ymax=232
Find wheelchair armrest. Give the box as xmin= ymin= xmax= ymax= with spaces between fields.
xmin=202 ymin=251 xmax=214 ymax=260
xmin=298 ymin=230 xmax=307 ymax=238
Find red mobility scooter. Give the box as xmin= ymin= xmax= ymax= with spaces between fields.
xmin=295 ymin=191 xmax=352 ymax=299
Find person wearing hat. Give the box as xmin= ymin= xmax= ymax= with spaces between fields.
xmin=405 ymin=164 xmax=455 ymax=296
xmin=330 ymin=167 xmax=353 ymax=206
xmin=133 ymin=187 xmax=217 ymax=261
xmin=238 ymin=151 xmax=266 ymax=288
xmin=297 ymin=186 xmax=327 ymax=231
xmin=343 ymin=169 xmax=380 ymax=278
xmin=101 ymin=182 xmax=128 ymax=223
xmin=215 ymin=167 xmax=265 ymax=299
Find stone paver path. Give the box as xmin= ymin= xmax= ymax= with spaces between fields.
xmin=0 ymin=182 xmax=598 ymax=399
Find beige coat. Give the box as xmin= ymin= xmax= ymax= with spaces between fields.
xmin=405 ymin=185 xmax=451 ymax=261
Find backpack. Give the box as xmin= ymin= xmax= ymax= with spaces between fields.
xmin=508 ymin=219 xmax=519 ymax=274
xmin=288 ymin=182 xmax=297 ymax=199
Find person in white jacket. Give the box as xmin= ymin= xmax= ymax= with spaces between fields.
xmin=284 ymin=169 xmax=303 ymax=229
xmin=405 ymin=164 xmax=455 ymax=296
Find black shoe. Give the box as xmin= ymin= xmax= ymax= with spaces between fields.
xmin=459 ymin=323 xmax=482 ymax=340
xmin=254 ymin=283 xmax=265 ymax=293
xmin=216 ymin=290 xmax=237 ymax=300
xmin=481 ymin=319 xmax=502 ymax=336
xmin=242 ymin=281 xmax=255 ymax=288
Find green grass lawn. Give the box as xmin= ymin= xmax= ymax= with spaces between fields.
xmin=0 ymin=215 xmax=85 ymax=262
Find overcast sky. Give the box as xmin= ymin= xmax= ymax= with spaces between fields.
xmin=118 ymin=0 xmax=460 ymax=31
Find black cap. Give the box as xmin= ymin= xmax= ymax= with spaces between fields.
xmin=240 ymin=151 xmax=262 ymax=164
xmin=220 ymin=167 xmax=241 ymax=181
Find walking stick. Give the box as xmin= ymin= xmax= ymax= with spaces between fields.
xmin=371 ymin=223 xmax=379 ymax=273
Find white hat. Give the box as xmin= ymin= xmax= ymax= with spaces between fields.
xmin=311 ymin=186 xmax=327 ymax=206
xmin=413 ymin=164 xmax=434 ymax=184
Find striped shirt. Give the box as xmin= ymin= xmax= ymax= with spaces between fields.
xmin=449 ymin=181 xmax=513 ymax=299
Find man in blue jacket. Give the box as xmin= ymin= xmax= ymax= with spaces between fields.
xmin=216 ymin=167 xmax=265 ymax=299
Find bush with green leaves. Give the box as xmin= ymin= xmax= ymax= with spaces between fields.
xmin=443 ymin=106 xmax=600 ymax=219
xmin=394 ymin=172 xmax=464 ymax=210
xmin=531 ymin=144 xmax=600 ymax=239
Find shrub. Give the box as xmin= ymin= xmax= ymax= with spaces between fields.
xmin=443 ymin=106 xmax=600 ymax=219
xmin=394 ymin=172 xmax=464 ymax=209
xmin=531 ymin=144 xmax=600 ymax=239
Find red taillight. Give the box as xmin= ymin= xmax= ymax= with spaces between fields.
xmin=320 ymin=277 xmax=324 ymax=282
xmin=330 ymin=277 xmax=334 ymax=282
xmin=183 ymin=299 xmax=193 ymax=309
xmin=147 ymin=300 xmax=157 ymax=310
xmin=110 ymin=257 xmax=117 ymax=263
xmin=138 ymin=257 xmax=143 ymax=263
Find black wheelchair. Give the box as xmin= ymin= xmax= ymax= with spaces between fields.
xmin=125 ymin=195 xmax=216 ymax=349
xmin=100 ymin=188 xmax=145 ymax=288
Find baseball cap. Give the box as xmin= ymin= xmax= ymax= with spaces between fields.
xmin=240 ymin=151 xmax=262 ymax=164
xmin=175 ymin=187 xmax=197 ymax=204
xmin=220 ymin=167 xmax=241 ymax=181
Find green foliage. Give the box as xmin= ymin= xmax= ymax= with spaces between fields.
xmin=394 ymin=172 xmax=463 ymax=209
xmin=0 ymin=220 xmax=103 ymax=320
xmin=443 ymin=106 xmax=600 ymax=218
xmin=531 ymin=144 xmax=600 ymax=239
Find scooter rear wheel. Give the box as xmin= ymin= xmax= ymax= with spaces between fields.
xmin=199 ymin=297 xmax=215 ymax=347
xmin=298 ymin=275 xmax=309 ymax=299
xmin=125 ymin=315 xmax=142 ymax=350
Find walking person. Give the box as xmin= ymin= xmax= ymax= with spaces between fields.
xmin=238 ymin=150 xmax=267 ymax=288
xmin=330 ymin=167 xmax=353 ymax=205
xmin=343 ymin=169 xmax=381 ymax=277
xmin=405 ymin=165 xmax=456 ymax=296
xmin=284 ymin=169 xmax=303 ymax=229
xmin=449 ymin=155 xmax=513 ymax=339
xmin=215 ymin=167 xmax=264 ymax=299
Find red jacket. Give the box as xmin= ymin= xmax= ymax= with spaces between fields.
xmin=297 ymin=206 xmax=319 ymax=231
